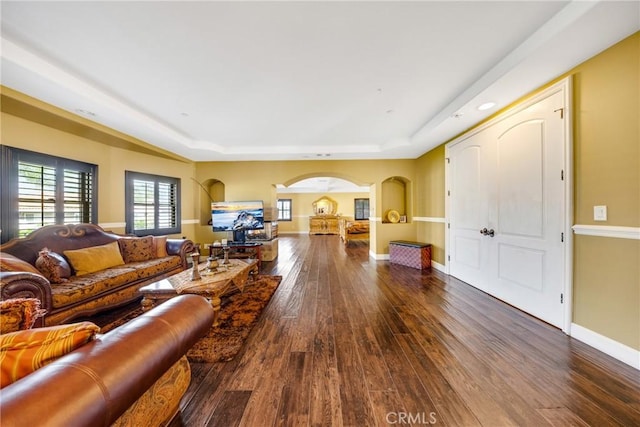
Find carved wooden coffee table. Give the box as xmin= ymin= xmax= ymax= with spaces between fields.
xmin=139 ymin=258 xmax=258 ymax=326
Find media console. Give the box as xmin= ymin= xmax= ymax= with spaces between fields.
xmin=209 ymin=242 xmax=263 ymax=269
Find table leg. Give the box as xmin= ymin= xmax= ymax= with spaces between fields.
xmin=141 ymin=297 xmax=155 ymax=312
xmin=209 ymin=295 xmax=222 ymax=327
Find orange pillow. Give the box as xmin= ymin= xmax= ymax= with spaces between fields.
xmin=0 ymin=321 xmax=100 ymax=388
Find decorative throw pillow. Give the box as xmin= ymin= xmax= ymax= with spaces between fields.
xmin=63 ymin=241 xmax=125 ymax=276
xmin=0 ymin=252 xmax=41 ymax=275
xmin=0 ymin=298 xmax=46 ymax=334
xmin=35 ymin=248 xmax=71 ymax=284
xmin=118 ymin=236 xmax=154 ymax=263
xmin=152 ymin=236 xmax=168 ymax=258
xmin=0 ymin=321 xmax=100 ymax=388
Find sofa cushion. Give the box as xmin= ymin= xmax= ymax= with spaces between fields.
xmin=118 ymin=236 xmax=154 ymax=263
xmin=127 ymin=256 xmax=183 ymax=281
xmin=0 ymin=252 xmax=40 ymax=275
xmin=64 ymin=241 xmax=125 ymax=276
xmin=0 ymin=321 xmax=100 ymax=388
xmin=0 ymin=299 xmax=46 ymax=334
xmin=50 ymin=257 xmax=182 ymax=309
xmin=51 ymin=266 xmax=137 ymax=308
xmin=35 ymin=248 xmax=71 ymax=284
xmin=152 ymin=236 xmax=168 ymax=258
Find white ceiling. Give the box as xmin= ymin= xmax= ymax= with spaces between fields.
xmin=1 ymin=1 xmax=638 ymax=162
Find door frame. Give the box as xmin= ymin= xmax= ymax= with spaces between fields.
xmin=444 ymin=77 xmax=573 ymax=334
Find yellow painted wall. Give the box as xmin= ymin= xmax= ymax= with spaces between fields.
xmin=0 ymin=112 xmax=198 ymax=240
xmin=573 ymin=34 xmax=639 ymax=227
xmin=414 ymin=144 xmax=446 ymax=265
xmin=569 ymin=32 xmax=639 ymax=349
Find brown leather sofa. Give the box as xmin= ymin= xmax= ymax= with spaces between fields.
xmin=0 ymin=294 xmax=214 ymax=427
xmin=0 ymin=223 xmax=195 ymax=326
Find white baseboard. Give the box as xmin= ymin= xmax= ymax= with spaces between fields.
xmin=431 ymin=260 xmax=446 ymax=273
xmin=370 ymin=251 xmax=445 ymax=274
xmin=371 ymin=251 xmax=389 ymax=260
xmin=570 ymin=323 xmax=640 ymax=370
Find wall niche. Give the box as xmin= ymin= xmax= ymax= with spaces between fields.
xmin=381 ymin=176 xmax=410 ymax=223
xmin=198 ymin=179 xmax=225 ymax=226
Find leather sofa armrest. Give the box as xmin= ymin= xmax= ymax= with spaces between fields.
xmin=0 ymin=294 xmax=214 ymax=427
xmin=0 ymin=271 xmax=53 ymax=327
xmin=166 ymin=238 xmax=196 ymax=269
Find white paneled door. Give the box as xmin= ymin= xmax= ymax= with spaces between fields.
xmin=447 ymin=83 xmax=569 ymax=328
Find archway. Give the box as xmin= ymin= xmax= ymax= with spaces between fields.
xmin=275 ymin=174 xmax=371 ymax=234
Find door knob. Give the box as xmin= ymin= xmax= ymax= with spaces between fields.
xmin=480 ymin=228 xmax=495 ymax=237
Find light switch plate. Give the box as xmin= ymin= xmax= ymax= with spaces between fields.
xmin=594 ymin=205 xmax=607 ymax=221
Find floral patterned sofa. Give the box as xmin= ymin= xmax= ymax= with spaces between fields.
xmin=0 ymin=223 xmax=195 ymax=326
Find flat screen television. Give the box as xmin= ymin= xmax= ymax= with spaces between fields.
xmin=211 ymin=201 xmax=265 ymax=242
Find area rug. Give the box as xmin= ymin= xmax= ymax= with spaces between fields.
xmin=100 ymin=274 xmax=282 ymax=363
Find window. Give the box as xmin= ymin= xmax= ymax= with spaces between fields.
xmin=354 ymin=198 xmax=370 ymax=220
xmin=0 ymin=146 xmax=97 ymax=243
xmin=125 ymin=171 xmax=180 ymax=236
xmin=277 ymin=198 xmax=292 ymax=221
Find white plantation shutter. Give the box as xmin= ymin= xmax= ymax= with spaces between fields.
xmin=63 ymin=168 xmax=93 ymax=224
xmin=17 ymin=162 xmax=57 ymax=235
xmin=1 ymin=146 xmax=97 ymax=242
xmin=157 ymin=181 xmax=177 ymax=229
xmin=126 ymin=171 xmax=180 ymax=235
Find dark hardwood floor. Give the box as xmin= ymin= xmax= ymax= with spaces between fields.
xmin=169 ymin=234 xmax=640 ymax=426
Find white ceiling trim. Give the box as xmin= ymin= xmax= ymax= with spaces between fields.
xmin=411 ymin=0 xmax=640 ymax=150
xmin=411 ymin=0 xmax=598 ymax=144
xmin=2 ymin=37 xmax=200 ymax=150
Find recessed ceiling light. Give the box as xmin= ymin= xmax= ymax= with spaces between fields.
xmin=477 ymin=102 xmax=496 ymax=111
xmin=75 ymin=109 xmax=96 ymax=117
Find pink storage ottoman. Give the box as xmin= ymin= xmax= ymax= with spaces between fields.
xmin=389 ymin=241 xmax=431 ymax=270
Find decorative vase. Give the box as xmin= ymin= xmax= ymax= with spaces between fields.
xmin=206 ymin=256 xmax=219 ymax=270
xmin=222 ymin=246 xmax=230 ymax=265
xmin=191 ymin=252 xmax=201 ymax=280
